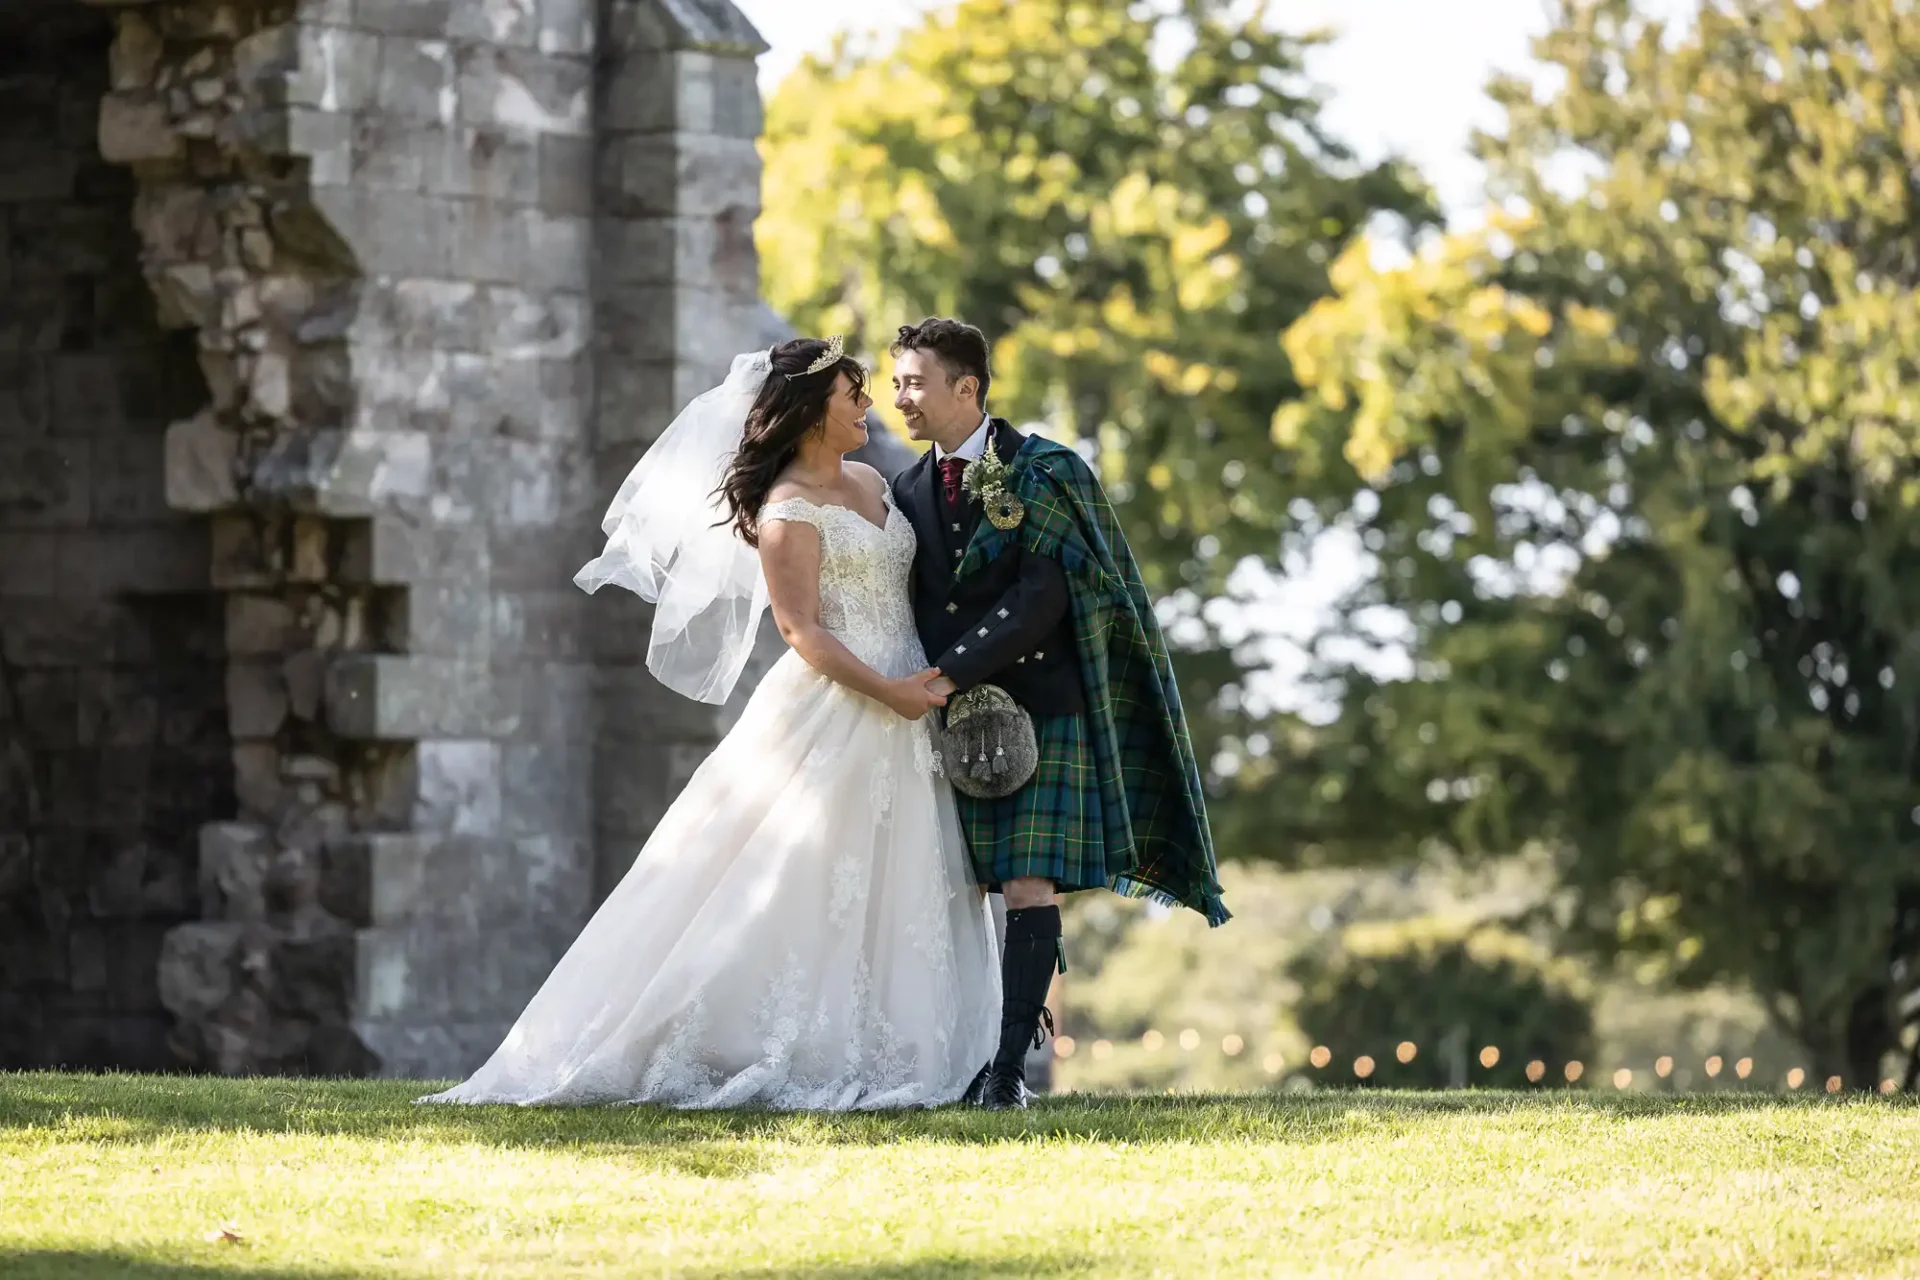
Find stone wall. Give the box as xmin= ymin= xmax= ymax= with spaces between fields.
xmin=0 ymin=2 xmax=230 ymax=1071
xmin=0 ymin=0 xmax=811 ymax=1080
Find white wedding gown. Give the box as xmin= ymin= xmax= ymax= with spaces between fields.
xmin=419 ymin=490 xmax=1000 ymax=1109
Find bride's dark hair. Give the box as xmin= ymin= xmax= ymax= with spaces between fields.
xmin=719 ymin=337 xmax=867 ymax=547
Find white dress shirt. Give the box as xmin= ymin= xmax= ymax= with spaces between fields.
xmin=934 ymin=413 xmax=993 ymax=463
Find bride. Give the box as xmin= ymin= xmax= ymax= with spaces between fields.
xmin=420 ymin=338 xmax=1000 ymax=1109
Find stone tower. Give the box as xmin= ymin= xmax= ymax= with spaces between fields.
xmin=0 ymin=0 xmax=860 ymax=1078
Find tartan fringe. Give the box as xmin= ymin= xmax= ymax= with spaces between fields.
xmin=1110 ymin=874 xmax=1233 ymax=928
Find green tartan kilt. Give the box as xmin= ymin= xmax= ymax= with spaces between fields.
xmin=954 ymin=712 xmax=1110 ymax=892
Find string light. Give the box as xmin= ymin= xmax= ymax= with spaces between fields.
xmin=1734 ymin=1057 xmax=1753 ymax=1080
xmin=1178 ymin=1028 xmax=1201 ymax=1052
xmin=1786 ymin=1068 xmax=1805 ymax=1090
xmin=1526 ymin=1060 xmax=1546 ymax=1083
xmin=1091 ymin=1039 xmax=1114 ymax=1062
xmin=1654 ymin=1056 xmax=1673 ymax=1079
xmin=1396 ymin=1041 xmax=1418 ymax=1064
xmin=1825 ymin=1075 xmax=1843 ymax=1094
xmin=1055 ymin=1036 xmax=1077 ymax=1059
xmin=1262 ymin=1052 xmax=1285 ymax=1075
xmin=1479 ymin=1045 xmax=1501 ymax=1069
xmin=1612 ymin=1068 xmax=1633 ymax=1090
xmin=1704 ymin=1055 xmax=1724 ymax=1078
xmin=1564 ymin=1061 xmax=1585 ymax=1083
xmin=1142 ymin=1029 xmax=1165 ymax=1052
xmin=1221 ymin=1034 xmax=1244 ymax=1057
xmin=1354 ymin=1055 xmax=1376 ymax=1080
xmin=1309 ymin=1045 xmax=1332 ymax=1069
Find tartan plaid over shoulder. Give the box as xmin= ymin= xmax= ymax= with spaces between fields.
xmin=955 ymin=436 xmax=1230 ymax=926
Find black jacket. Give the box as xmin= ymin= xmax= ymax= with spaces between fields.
xmin=892 ymin=420 xmax=1085 ymax=717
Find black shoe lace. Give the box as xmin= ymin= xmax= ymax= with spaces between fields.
xmin=1033 ymin=1005 xmax=1055 ymax=1051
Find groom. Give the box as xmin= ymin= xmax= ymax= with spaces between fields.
xmin=889 ymin=317 xmax=1229 ymax=1110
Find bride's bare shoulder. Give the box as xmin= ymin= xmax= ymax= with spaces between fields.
xmin=844 ymin=461 xmax=888 ymax=497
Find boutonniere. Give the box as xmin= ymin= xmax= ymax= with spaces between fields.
xmin=960 ymin=447 xmax=1025 ymax=532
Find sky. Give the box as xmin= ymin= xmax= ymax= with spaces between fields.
xmin=733 ymin=0 xmax=1693 ymax=221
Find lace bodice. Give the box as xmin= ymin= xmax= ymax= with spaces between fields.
xmin=760 ymin=491 xmax=921 ymax=675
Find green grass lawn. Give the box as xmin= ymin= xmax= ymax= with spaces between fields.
xmin=4 ymin=1074 xmax=1917 ymax=1278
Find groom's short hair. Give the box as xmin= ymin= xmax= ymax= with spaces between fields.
xmin=891 ymin=318 xmax=991 ymax=409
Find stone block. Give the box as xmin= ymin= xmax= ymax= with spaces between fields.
xmin=85 ymin=527 xmax=209 ymax=596
xmin=208 ymin=514 xmax=277 ymax=590
xmin=354 ymin=910 xmax=575 ymax=1021
xmin=163 ymin=410 xmax=239 ymax=512
xmin=456 ymin=200 xmax=536 ymax=285
xmin=613 ymin=132 xmax=759 ymax=219
xmin=324 ymin=654 xmax=492 ymax=739
xmin=0 ymin=533 xmax=70 ymax=598
xmin=348 ymin=115 xmax=438 ymax=192
xmin=311 ymin=429 xmax=432 ymax=517
xmin=375 ymin=36 xmax=456 ymax=125
xmin=76 ymin=669 xmax=158 ymax=748
xmin=0 ymin=355 xmax=50 ymax=436
xmin=338 ymin=517 xmax=490 ymax=586
xmin=600 ymin=51 xmax=677 ymax=133
xmin=110 ymin=11 xmax=165 ymax=91
xmin=439 ymin=352 xmax=535 ymax=439
xmin=538 ymin=0 xmax=595 ymax=55
xmin=449 ymin=0 xmax=538 ymax=46
xmin=536 ymin=132 xmax=592 ymax=214
xmin=286 ymin=26 xmax=379 ymax=112
xmin=352 ymin=1016 xmax=513 ymax=1080
xmin=12 ymin=670 xmax=80 ymax=748
xmin=500 ymin=741 xmax=589 ymax=839
xmin=709 ymin=52 xmax=761 ymax=140
xmin=84 ymin=839 xmax=195 ymax=920
xmin=457 ymin=45 xmax=590 ymax=136
xmin=439 ymin=127 xmax=541 ymax=204
xmin=89 ymin=438 xmax=172 ymax=526
xmin=284 ymin=107 xmax=355 ymax=186
xmin=491 ymin=288 xmax=589 ymax=360
xmin=226 ymin=594 xmax=296 ymax=655
xmin=97 ymin=92 xmax=181 ymax=163
xmin=414 ymin=739 xmax=501 ymax=835
xmin=0 ymin=439 xmax=90 ymax=527
xmin=594 ymin=215 xmax=712 ymax=287
xmin=539 ymin=353 xmax=594 ymax=441
xmin=157 ymin=921 xmax=245 ymax=1020
xmin=397 ymin=579 xmax=492 ymax=659
xmin=591 ymin=359 xmax=714 ymax=446
xmin=487 ymin=660 xmax=593 ymax=741
xmin=226 ymin=661 xmax=289 ymax=739
xmin=524 ymin=211 xmax=591 ymax=292
xmin=356 ymin=0 xmax=452 ymax=39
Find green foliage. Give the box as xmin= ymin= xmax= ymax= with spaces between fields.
xmin=759 ymin=0 xmax=1434 ymax=772
xmin=1290 ymin=918 xmax=1596 ymax=1090
xmin=1265 ymin=0 xmax=1920 ymax=1086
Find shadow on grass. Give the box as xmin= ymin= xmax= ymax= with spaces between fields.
xmin=0 ymin=1248 xmax=1097 ymax=1280
xmin=0 ymin=1250 xmax=353 ymax=1280
xmin=2 ymin=1071 xmax=1906 ymax=1160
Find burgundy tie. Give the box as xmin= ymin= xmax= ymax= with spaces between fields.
xmin=938 ymin=456 xmax=969 ymax=509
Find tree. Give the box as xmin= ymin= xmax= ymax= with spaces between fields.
xmin=758 ymin=0 xmax=1433 ymax=775
xmin=1290 ymin=918 xmax=1596 ymax=1090
xmin=1266 ymin=0 xmax=1920 ymax=1088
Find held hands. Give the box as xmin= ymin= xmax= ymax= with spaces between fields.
xmin=885 ymin=668 xmax=950 ymax=722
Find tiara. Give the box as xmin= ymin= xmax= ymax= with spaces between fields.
xmin=800 ymin=334 xmax=845 ymax=376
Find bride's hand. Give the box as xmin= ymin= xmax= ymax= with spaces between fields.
xmin=884 ymin=668 xmax=949 ymax=721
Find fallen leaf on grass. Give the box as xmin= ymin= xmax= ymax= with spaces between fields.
xmin=204 ymin=1223 xmax=245 ymax=1245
